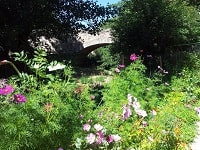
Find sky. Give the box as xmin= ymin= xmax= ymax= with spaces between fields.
xmin=96 ymin=0 xmax=121 ymax=6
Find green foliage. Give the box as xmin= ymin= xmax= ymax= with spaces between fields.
xmin=1 ymin=51 xmax=200 ymax=149
xmin=112 ymin=0 xmax=200 ymax=56
xmin=91 ymin=46 xmax=120 ymax=71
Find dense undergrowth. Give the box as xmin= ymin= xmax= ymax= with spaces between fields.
xmin=0 ymin=48 xmax=200 ymax=149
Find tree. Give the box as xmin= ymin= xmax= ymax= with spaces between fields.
xmin=111 ymin=0 xmax=200 ymax=57
xmin=0 ymin=0 xmax=117 ymax=53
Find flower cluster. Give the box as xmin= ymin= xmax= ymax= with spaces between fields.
xmin=122 ymin=94 xmax=147 ymax=120
xmin=0 ymin=79 xmax=27 ymax=104
xmin=82 ymin=122 xmax=121 ymax=146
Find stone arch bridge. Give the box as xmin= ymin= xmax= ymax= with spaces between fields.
xmin=35 ymin=29 xmax=113 ymax=56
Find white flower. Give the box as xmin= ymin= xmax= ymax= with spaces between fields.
xmin=112 ymin=134 xmax=121 ymax=142
xmin=86 ymin=133 xmax=96 ymax=144
xmin=47 ymin=63 xmax=65 ymax=71
xmin=135 ymin=109 xmax=147 ymax=118
xmin=94 ymin=124 xmax=103 ymax=131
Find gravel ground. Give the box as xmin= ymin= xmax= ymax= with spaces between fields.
xmin=190 ymin=122 xmax=200 ymax=150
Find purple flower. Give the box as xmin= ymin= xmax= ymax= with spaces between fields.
xmin=115 ymin=68 xmax=120 ymax=73
xmin=130 ymin=53 xmax=138 ymax=61
xmin=13 ymin=94 xmax=26 ymax=104
xmin=83 ymin=124 xmax=91 ymax=131
xmin=122 ymin=105 xmax=132 ymax=120
xmin=107 ymin=135 xmax=114 ymax=143
xmin=86 ymin=133 xmax=96 ymax=144
xmin=142 ymin=121 xmax=148 ymax=127
xmin=96 ymin=130 xmax=105 ymax=144
xmin=0 ymin=84 xmax=14 ymax=95
xmin=119 ymin=64 xmax=125 ymax=68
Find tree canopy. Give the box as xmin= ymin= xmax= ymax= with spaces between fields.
xmin=111 ymin=0 xmax=200 ymax=56
xmin=0 ymin=0 xmax=117 ymax=53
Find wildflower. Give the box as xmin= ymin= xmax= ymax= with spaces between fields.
xmin=83 ymin=124 xmax=91 ymax=131
xmin=94 ymin=124 xmax=103 ymax=131
xmin=142 ymin=121 xmax=148 ymax=127
xmin=132 ymin=99 xmax=140 ymax=110
xmin=13 ymin=94 xmax=26 ymax=104
xmin=122 ymin=105 xmax=132 ymax=120
xmin=115 ymin=68 xmax=120 ymax=73
xmin=152 ymin=109 xmax=157 ymax=116
xmin=47 ymin=63 xmax=65 ymax=71
xmin=90 ymin=95 xmax=95 ymax=100
xmin=107 ymin=135 xmax=114 ymax=143
xmin=44 ymin=102 xmax=53 ymax=112
xmin=194 ymin=107 xmax=200 ymax=117
xmin=130 ymin=53 xmax=138 ymax=61
xmin=127 ymin=94 xmax=133 ymax=105
xmin=140 ymin=49 xmax=144 ymax=53
xmin=96 ymin=130 xmax=105 ymax=144
xmin=112 ymin=134 xmax=121 ymax=142
xmin=86 ymin=133 xmax=96 ymax=144
xmin=119 ymin=64 xmax=125 ymax=68
xmin=57 ymin=148 xmax=64 ymax=150
xmin=0 ymin=84 xmax=14 ymax=95
xmin=135 ymin=109 xmax=147 ymax=118
xmin=0 ymin=60 xmax=9 ymax=65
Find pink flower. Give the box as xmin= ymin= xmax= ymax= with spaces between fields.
xmin=107 ymin=135 xmax=114 ymax=143
xmin=57 ymin=148 xmax=64 ymax=150
xmin=122 ymin=105 xmax=132 ymax=120
xmin=0 ymin=84 xmax=14 ymax=95
xmin=152 ymin=109 xmax=157 ymax=116
xmin=90 ymin=95 xmax=95 ymax=100
xmin=83 ymin=124 xmax=91 ymax=131
xmin=94 ymin=124 xmax=103 ymax=131
xmin=119 ymin=64 xmax=125 ymax=68
xmin=13 ymin=94 xmax=26 ymax=104
xmin=115 ymin=68 xmax=120 ymax=73
xmin=96 ymin=130 xmax=105 ymax=144
xmin=86 ymin=133 xmax=96 ymax=144
xmin=130 ymin=53 xmax=138 ymax=61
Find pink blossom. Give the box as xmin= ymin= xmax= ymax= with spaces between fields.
xmin=119 ymin=64 xmax=125 ymax=68
xmin=96 ymin=130 xmax=105 ymax=144
xmin=83 ymin=124 xmax=91 ymax=131
xmin=132 ymin=100 xmax=140 ymax=110
xmin=94 ymin=124 xmax=103 ymax=131
xmin=152 ymin=109 xmax=157 ymax=116
xmin=13 ymin=94 xmax=26 ymax=104
xmin=106 ymin=135 xmax=114 ymax=143
xmin=0 ymin=84 xmax=14 ymax=95
xmin=122 ymin=105 xmax=132 ymax=120
xmin=130 ymin=53 xmax=138 ymax=61
xmin=115 ymin=68 xmax=120 ymax=73
xmin=86 ymin=133 xmax=96 ymax=144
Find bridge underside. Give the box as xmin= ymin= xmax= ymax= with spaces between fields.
xmin=74 ymin=43 xmax=111 ymax=66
